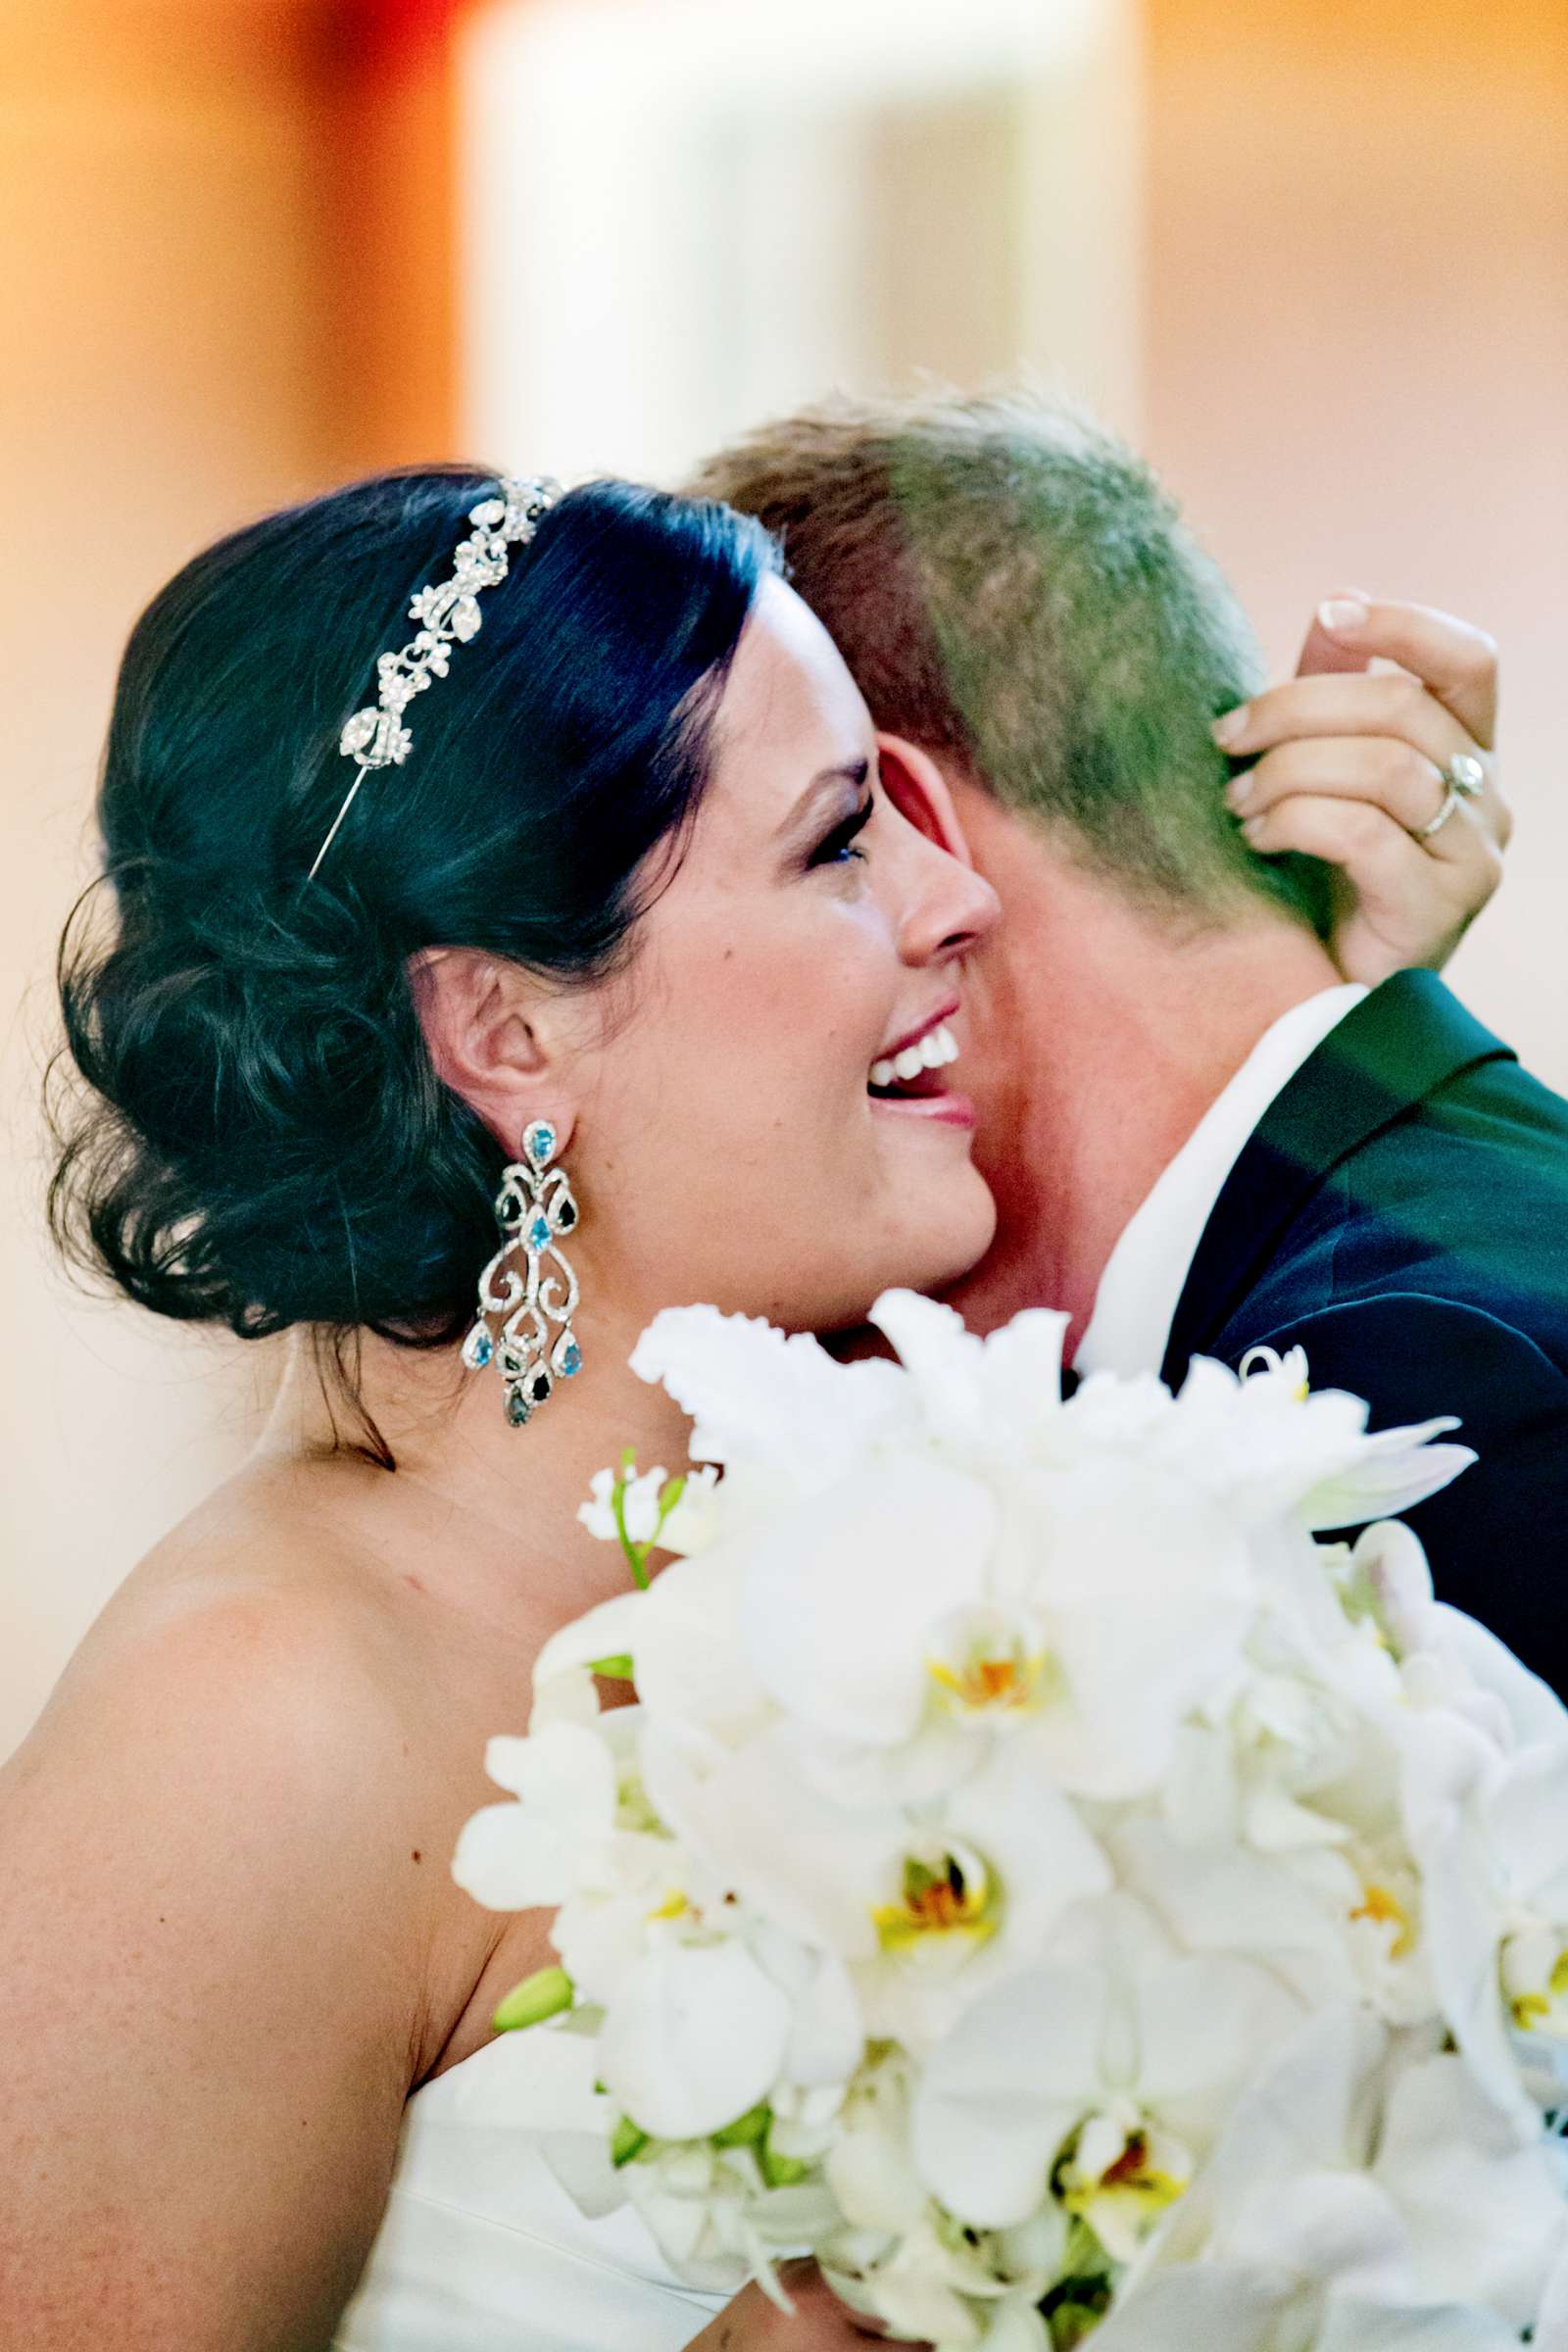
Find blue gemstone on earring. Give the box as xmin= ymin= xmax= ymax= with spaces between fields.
xmin=525 ymin=1121 xmax=556 ymax=1165
xmin=561 ymin=1341 xmax=581 ymax=1377
xmin=528 ymin=1214 xmax=552 ymax=1252
xmin=463 ymin=1323 xmax=494 ymax=1371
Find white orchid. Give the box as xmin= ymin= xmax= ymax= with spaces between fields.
xmin=998 ymin=1455 xmax=1258 ymax=1802
xmin=642 ymin=1711 xmax=1111 ymax=2052
xmin=1094 ymin=2008 xmax=1568 ymax=2351
xmin=821 ymin=2054 xmax=1068 ymax=2351
xmin=628 ymin=1303 xmax=909 ymax=1507
xmin=1153 ymin=1348 xmax=1476 ymax=1533
xmin=1399 ymin=1708 xmax=1568 ymax=2131
xmin=823 ymin=2212 xmax=1060 ymax=2351
xmin=596 ymin=1931 xmax=797 ymax=2140
xmin=453 ymin=1717 xmax=625 ymax=1912
xmin=451 ymin=1710 xmax=711 ymax=2017
xmin=911 ymin=1895 xmax=1301 ymax=2249
xmin=533 ymin=1545 xmax=769 ymax=1748
xmin=578 ymin=1457 xmax=722 ymax=1558
xmin=862 ymin=1291 xmax=1071 ymax=1463
xmin=728 ymin=1387 xmax=1261 ymax=1810
xmin=624 ymin=2137 xmax=840 ymax=2296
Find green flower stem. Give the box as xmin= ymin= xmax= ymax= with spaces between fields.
xmin=608 ymin=1453 xmax=691 ymax=1592
xmin=610 ymin=1452 xmax=652 ymax=1592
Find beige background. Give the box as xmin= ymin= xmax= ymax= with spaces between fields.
xmin=4 ymin=0 xmax=1566 ymax=1755
xmin=1 ymin=6 xmax=332 ymax=1745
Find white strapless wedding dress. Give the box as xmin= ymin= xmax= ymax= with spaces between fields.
xmin=334 ymin=2036 xmax=729 ymax=2351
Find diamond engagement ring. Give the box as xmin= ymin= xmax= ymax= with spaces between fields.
xmin=1416 ymin=751 xmax=1487 ymax=842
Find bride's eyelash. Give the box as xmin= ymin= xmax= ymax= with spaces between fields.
xmin=808 ymin=797 xmax=875 ymax=869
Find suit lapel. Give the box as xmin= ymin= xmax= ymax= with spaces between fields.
xmin=1158 ymin=973 xmax=1513 ymax=1388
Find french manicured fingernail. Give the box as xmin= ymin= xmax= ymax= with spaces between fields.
xmin=1225 ymin=774 xmax=1255 ymax=813
xmin=1318 ymin=597 xmax=1369 ymax=634
xmin=1212 ymin=707 xmax=1250 ymax=747
xmin=1241 ymin=815 xmax=1266 ymax=847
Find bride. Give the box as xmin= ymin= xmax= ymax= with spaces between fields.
xmin=2 ymin=466 xmax=1500 ymax=2350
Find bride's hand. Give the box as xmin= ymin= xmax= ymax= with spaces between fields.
xmin=1212 ymin=595 xmax=1506 ymax=985
xmin=688 ymin=2263 xmax=916 ymax=2346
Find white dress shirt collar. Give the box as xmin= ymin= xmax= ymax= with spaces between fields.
xmin=1073 ymin=984 xmax=1368 ymax=1381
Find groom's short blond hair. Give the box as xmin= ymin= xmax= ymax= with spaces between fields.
xmin=686 ymin=389 xmax=1328 ymax=931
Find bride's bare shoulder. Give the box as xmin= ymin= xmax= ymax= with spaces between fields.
xmin=6 ymin=1451 xmax=486 ymax=1916
xmin=0 ymin=1457 xmax=485 ymax=2343
xmin=38 ymin=1457 xmax=421 ymax=1740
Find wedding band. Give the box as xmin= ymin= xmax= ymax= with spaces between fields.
xmin=1416 ymin=753 xmax=1486 ymax=842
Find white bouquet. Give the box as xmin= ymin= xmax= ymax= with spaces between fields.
xmin=452 ymin=1293 xmax=1568 ymax=2349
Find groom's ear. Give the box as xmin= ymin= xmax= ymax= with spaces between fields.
xmin=875 ymin=733 xmax=977 ymax=867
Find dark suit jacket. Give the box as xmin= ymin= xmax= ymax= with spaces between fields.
xmin=1160 ymin=971 xmax=1568 ymax=1689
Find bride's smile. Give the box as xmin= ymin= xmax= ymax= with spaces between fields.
xmin=587 ymin=569 xmax=1000 ymax=1323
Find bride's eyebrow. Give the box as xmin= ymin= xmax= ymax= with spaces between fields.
xmin=774 ymin=758 xmax=871 ymax=849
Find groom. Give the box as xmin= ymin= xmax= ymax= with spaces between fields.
xmin=691 ymin=393 xmax=1568 ymax=1688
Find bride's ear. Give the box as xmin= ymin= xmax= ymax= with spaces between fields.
xmin=875 ymin=733 xmax=977 ymax=866
xmin=408 ymin=949 xmax=576 ymax=1157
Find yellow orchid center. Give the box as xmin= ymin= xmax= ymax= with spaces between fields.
xmin=927 ymin=1649 xmax=1045 ymax=1712
xmin=1351 ymin=1882 xmax=1415 ymax=1960
xmin=1055 ymin=2112 xmax=1192 ymax=2264
xmin=646 ymin=1888 xmax=697 ymax=1926
xmin=1502 ymin=1930 xmax=1568 ymax=2034
xmin=871 ymin=1840 xmax=999 ymax=1959
xmin=923 ymin=1604 xmax=1052 ymax=1721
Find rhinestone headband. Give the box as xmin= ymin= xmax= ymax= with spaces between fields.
xmin=307 ymin=474 xmax=563 ymax=880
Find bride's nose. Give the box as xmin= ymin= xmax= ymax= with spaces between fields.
xmin=896 ymin=839 xmax=1001 ymax=968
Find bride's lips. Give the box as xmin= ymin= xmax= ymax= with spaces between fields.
xmin=874 ymin=1089 xmax=977 ymax=1130
xmin=867 ymin=999 xmax=976 ymax=1130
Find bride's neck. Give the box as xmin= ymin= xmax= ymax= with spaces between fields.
xmin=258 ymin=1298 xmax=699 ymax=1633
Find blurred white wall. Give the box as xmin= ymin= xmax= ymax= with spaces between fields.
xmin=460 ymin=0 xmax=1143 ymax=482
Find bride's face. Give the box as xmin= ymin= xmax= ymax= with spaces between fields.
xmin=578 ymin=576 xmax=1001 ymax=1331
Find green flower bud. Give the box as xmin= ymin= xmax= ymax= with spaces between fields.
xmin=492 ymin=1964 xmax=574 ymax=2032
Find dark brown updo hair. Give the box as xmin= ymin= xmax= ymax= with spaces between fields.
xmin=49 ymin=467 xmax=780 ymax=1459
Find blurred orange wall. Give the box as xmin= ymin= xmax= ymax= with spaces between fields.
xmin=321 ymin=0 xmax=462 ymax=466
xmin=1144 ymin=0 xmax=1568 ymax=1071
xmin=0 ymin=0 xmax=460 ymax=1750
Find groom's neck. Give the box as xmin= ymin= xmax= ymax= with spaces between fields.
xmin=943 ymin=816 xmax=1344 ymax=1358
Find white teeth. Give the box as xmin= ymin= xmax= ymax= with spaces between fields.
xmin=868 ymin=1022 xmax=959 ymax=1091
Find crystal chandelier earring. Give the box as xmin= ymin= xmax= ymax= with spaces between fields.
xmin=462 ymin=1119 xmax=582 ymax=1426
